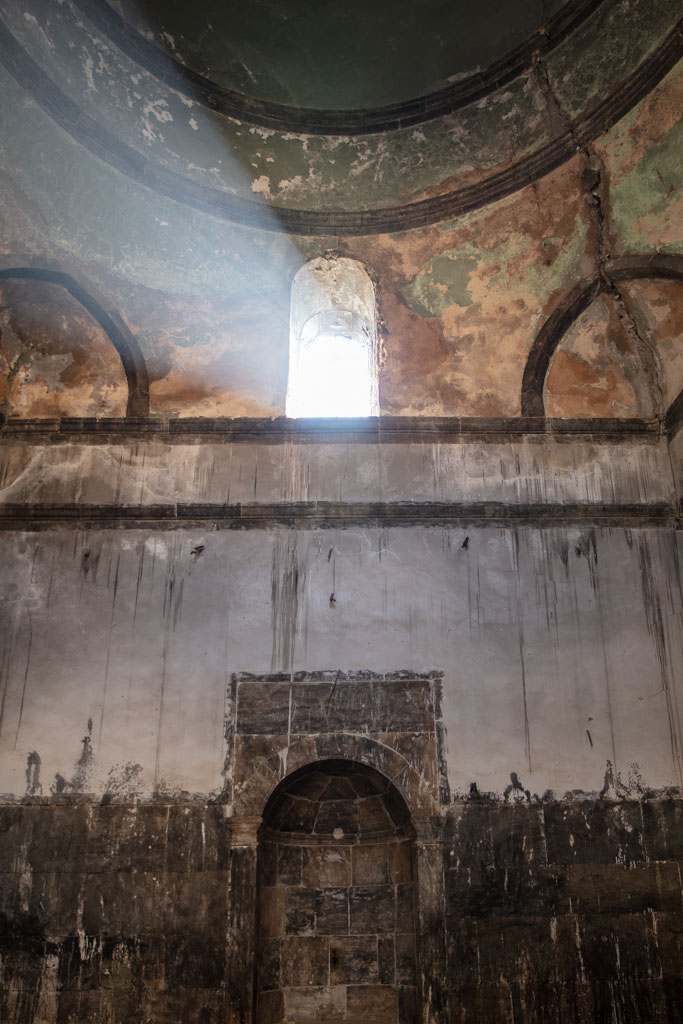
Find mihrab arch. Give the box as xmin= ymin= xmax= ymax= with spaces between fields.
xmin=223 ymin=670 xmax=449 ymax=1024
xmin=256 ymin=759 xmax=418 ymax=1023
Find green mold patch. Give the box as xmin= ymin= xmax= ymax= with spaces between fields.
xmin=407 ymin=205 xmax=587 ymax=324
xmin=526 ymin=215 xmax=589 ymax=305
xmin=604 ymin=114 xmax=683 ymax=251
xmin=547 ymin=0 xmax=681 ymax=119
xmin=480 ymin=216 xmax=588 ymax=313
xmin=400 ymin=253 xmax=478 ymax=317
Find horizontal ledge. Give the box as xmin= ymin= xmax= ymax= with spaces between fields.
xmin=234 ymin=671 xmax=444 ymax=683
xmin=0 ymin=415 xmax=662 ymax=445
xmin=0 ymin=501 xmax=677 ymax=531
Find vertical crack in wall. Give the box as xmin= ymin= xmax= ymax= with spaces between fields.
xmin=12 ymin=610 xmax=32 ymax=751
xmin=221 ymin=687 xmax=235 ymax=805
xmin=97 ymin=554 xmax=120 ymax=751
xmin=153 ymin=536 xmax=185 ymax=794
xmin=583 ymin=150 xmax=665 ymax=418
xmin=532 ymin=54 xmax=583 ymax=153
xmin=534 ymin=53 xmax=665 ymax=419
xmin=511 ymin=531 xmax=532 ymax=774
xmin=611 ymin=280 xmax=666 ymax=417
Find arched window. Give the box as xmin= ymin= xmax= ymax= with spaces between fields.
xmin=286 ymin=257 xmax=378 ymax=418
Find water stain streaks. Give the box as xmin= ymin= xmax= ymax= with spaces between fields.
xmin=636 ymin=533 xmax=683 ymax=782
xmin=12 ymin=611 xmax=32 ymax=750
xmin=270 ymin=531 xmax=301 ymax=675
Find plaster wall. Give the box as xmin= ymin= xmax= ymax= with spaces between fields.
xmin=1 ymin=438 xmax=681 ymax=804
xmin=0 ymin=46 xmax=679 ymax=422
xmin=0 ymin=434 xmax=673 ymax=507
xmin=669 ymin=424 xmax=683 ymax=499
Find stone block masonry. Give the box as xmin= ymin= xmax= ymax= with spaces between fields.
xmin=0 ymin=795 xmax=681 ymax=1022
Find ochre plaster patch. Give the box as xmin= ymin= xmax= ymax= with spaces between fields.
xmin=0 ymin=278 xmax=127 ymax=418
xmin=545 ymin=295 xmax=641 ymax=418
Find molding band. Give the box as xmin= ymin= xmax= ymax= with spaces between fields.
xmin=0 ymin=415 xmax=661 ymax=445
xmin=0 ymin=500 xmax=675 ymax=530
xmin=73 ymin=0 xmax=604 ymax=136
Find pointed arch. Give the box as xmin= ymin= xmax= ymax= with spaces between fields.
xmin=521 ymin=253 xmax=683 ymax=418
xmin=0 ymin=258 xmax=150 ymax=418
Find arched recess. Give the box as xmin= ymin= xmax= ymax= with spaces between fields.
xmin=224 ymin=670 xmax=448 ymax=1023
xmin=0 ymin=260 xmax=150 ymax=418
xmin=256 ymin=759 xmax=419 ymax=1024
xmin=521 ymin=253 xmax=683 ymax=418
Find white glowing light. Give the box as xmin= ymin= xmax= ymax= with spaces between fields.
xmin=287 ymin=258 xmax=377 ymax=418
xmin=290 ymin=332 xmax=373 ymax=417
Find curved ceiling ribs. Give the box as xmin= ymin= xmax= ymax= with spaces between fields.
xmin=73 ymin=0 xmax=604 ymax=136
xmin=0 ymin=262 xmax=150 ymax=418
xmin=0 ymin=7 xmax=680 ymax=235
xmin=521 ymin=253 xmax=683 ymax=419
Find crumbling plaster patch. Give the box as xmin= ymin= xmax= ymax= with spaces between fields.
xmin=623 ymin=279 xmax=683 ymax=407
xmin=545 ymin=294 xmax=644 ymax=418
xmin=0 ymin=279 xmax=127 ymax=418
xmin=351 ymin=158 xmax=592 ymax=416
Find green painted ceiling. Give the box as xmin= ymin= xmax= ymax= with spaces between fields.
xmin=113 ymin=0 xmax=565 ymax=109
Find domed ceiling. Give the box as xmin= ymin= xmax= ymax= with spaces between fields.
xmin=1 ymin=0 xmax=680 ymax=228
xmin=106 ymin=0 xmax=567 ymax=111
xmin=0 ymin=0 xmax=680 ymax=420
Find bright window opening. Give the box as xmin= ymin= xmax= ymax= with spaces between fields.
xmin=287 ymin=257 xmax=377 ymax=418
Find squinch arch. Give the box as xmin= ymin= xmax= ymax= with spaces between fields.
xmin=521 ymin=252 xmax=683 ymax=418
xmin=0 ymin=259 xmax=150 ymax=417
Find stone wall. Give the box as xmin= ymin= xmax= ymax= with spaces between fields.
xmin=1 ymin=795 xmax=681 ymax=1022
xmin=443 ymin=797 xmax=683 ymax=1022
xmin=0 ymin=425 xmax=681 ymax=1020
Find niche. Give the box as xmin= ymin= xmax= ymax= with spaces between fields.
xmin=256 ymin=759 xmax=418 ymax=1023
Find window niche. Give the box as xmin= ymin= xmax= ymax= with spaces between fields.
xmin=286 ymin=257 xmax=378 ymax=418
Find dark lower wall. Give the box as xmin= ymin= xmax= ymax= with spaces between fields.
xmin=443 ymin=797 xmax=683 ymax=1023
xmin=0 ymin=803 xmax=233 ymax=1023
xmin=1 ymin=797 xmax=681 ymax=1023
